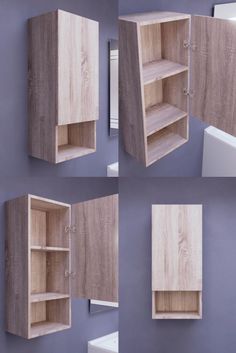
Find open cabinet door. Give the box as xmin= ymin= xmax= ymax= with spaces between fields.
xmin=191 ymin=15 xmax=236 ymax=136
xmin=71 ymin=195 xmax=118 ymax=302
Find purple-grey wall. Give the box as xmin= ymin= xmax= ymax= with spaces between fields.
xmin=119 ymin=0 xmax=233 ymax=177
xmin=119 ymin=177 xmax=236 ymax=353
xmin=0 ymin=0 xmax=118 ymax=177
xmin=0 ymin=177 xmax=118 ymax=353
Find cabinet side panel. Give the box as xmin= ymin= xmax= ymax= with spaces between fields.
xmin=28 ymin=12 xmax=57 ymax=163
xmin=119 ymin=20 xmax=146 ymax=164
xmin=6 ymin=196 xmax=29 ymax=338
xmin=152 ymin=205 xmax=202 ymax=291
xmin=191 ymin=16 xmax=236 ymax=136
xmin=71 ymin=195 xmax=118 ymax=302
xmin=58 ymin=11 xmax=99 ymax=124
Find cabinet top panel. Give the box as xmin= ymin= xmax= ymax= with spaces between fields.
xmin=29 ymin=8 xmax=99 ymax=25
xmin=119 ymin=11 xmax=190 ymax=25
xmin=29 ymin=194 xmax=71 ymax=210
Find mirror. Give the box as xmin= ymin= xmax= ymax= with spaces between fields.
xmin=109 ymin=39 xmax=119 ymax=136
xmin=214 ymin=2 xmax=236 ymax=19
xmin=89 ymin=299 xmax=119 ymax=314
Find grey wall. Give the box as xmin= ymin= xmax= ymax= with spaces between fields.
xmin=119 ymin=178 xmax=236 ymax=353
xmin=0 ymin=0 xmax=118 ymax=177
xmin=119 ymin=0 xmax=233 ymax=177
xmin=0 ymin=177 xmax=118 ymax=353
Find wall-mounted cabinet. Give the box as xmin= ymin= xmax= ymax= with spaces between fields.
xmin=152 ymin=204 xmax=202 ymax=319
xmin=119 ymin=11 xmax=236 ymax=166
xmin=6 ymin=194 xmax=118 ymax=339
xmin=28 ymin=10 xmax=99 ymax=163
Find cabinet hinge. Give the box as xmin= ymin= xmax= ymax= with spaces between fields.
xmin=183 ymin=40 xmax=197 ymax=51
xmin=64 ymin=225 xmax=77 ymax=233
xmin=65 ymin=270 xmax=76 ymax=278
xmin=183 ymin=88 xmax=194 ymax=98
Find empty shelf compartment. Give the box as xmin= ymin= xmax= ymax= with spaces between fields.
xmin=143 ymin=60 xmax=188 ymax=85
xmin=30 ymin=196 xmax=70 ymax=249
xmin=153 ymin=291 xmax=202 ymax=319
xmin=30 ymin=298 xmax=70 ymax=338
xmin=146 ymin=117 xmax=188 ymax=166
xmin=146 ymin=103 xmax=187 ymax=136
xmin=57 ymin=121 xmax=96 ymax=163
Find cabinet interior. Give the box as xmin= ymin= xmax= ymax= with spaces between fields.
xmin=140 ymin=19 xmax=189 ymax=166
xmin=153 ymin=291 xmax=201 ymax=319
xmin=30 ymin=197 xmax=71 ymax=338
xmin=56 ymin=121 xmax=96 ymax=163
xmin=144 ymin=72 xmax=188 ymax=165
xmin=31 ymin=299 xmax=70 ymax=338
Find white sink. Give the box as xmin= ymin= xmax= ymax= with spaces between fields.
xmin=88 ymin=332 xmax=118 ymax=353
xmin=202 ymin=126 xmax=236 ymax=176
xmin=107 ymin=162 xmax=119 ymax=177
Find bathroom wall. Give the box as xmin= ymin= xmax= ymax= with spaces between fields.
xmin=0 ymin=177 xmax=118 ymax=353
xmin=0 ymin=0 xmax=118 ymax=177
xmin=119 ymin=178 xmax=236 ymax=353
xmin=119 ymin=0 xmax=232 ymax=176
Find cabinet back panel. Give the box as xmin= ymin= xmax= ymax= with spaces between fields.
xmin=161 ymin=20 xmax=189 ymax=66
xmin=47 ymin=298 xmax=70 ymax=325
xmin=140 ymin=24 xmax=162 ymax=65
xmin=47 ymin=252 xmax=70 ymax=294
xmin=154 ymin=291 xmax=200 ymax=313
xmin=57 ymin=122 xmax=96 ymax=149
xmin=31 ymin=302 xmax=46 ymax=324
xmin=31 ymin=209 xmax=47 ymax=247
xmin=31 ymin=252 xmax=69 ymax=294
xmin=163 ymin=72 xmax=188 ymax=112
xmin=31 ymin=299 xmax=70 ymax=325
xmin=31 ymin=251 xmax=46 ymax=293
xmin=47 ymin=209 xmax=70 ymax=248
xmin=144 ymin=81 xmax=163 ymax=110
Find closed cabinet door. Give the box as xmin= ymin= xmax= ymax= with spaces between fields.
xmin=57 ymin=10 xmax=99 ymax=125
xmin=152 ymin=204 xmax=202 ymax=291
xmin=71 ymin=194 xmax=118 ymax=302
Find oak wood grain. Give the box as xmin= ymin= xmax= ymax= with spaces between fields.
xmin=71 ymin=195 xmax=118 ymax=302
xmin=119 ymin=12 xmax=190 ymax=25
xmin=28 ymin=10 xmax=99 ymax=163
xmin=58 ymin=10 xmax=99 ymax=125
xmin=191 ymin=15 xmax=236 ymax=136
xmin=152 ymin=205 xmax=202 ymax=291
xmin=6 ymin=196 xmax=30 ymax=338
xmin=119 ymin=19 xmax=147 ymax=164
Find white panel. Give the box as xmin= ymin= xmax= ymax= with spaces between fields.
xmin=214 ymin=3 xmax=236 ymax=19
xmin=202 ymin=126 xmax=236 ymax=177
xmin=88 ymin=332 xmax=119 ymax=353
xmin=107 ymin=162 xmax=119 ymax=177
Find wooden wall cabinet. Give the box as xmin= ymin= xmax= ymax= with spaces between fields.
xmin=6 ymin=194 xmax=118 ymax=339
xmin=152 ymin=205 xmax=202 ymax=319
xmin=119 ymin=11 xmax=236 ymax=166
xmin=28 ymin=10 xmax=99 ymax=163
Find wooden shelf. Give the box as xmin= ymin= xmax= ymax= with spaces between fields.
xmin=57 ymin=145 xmax=95 ymax=163
xmin=30 ymin=322 xmax=70 ymax=338
xmin=143 ymin=59 xmax=188 ymax=85
xmin=147 ymin=128 xmax=187 ymax=166
xmin=31 ymin=292 xmax=70 ymax=303
xmin=146 ymin=103 xmax=187 ymax=136
xmin=31 ymin=246 xmax=70 ymax=252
